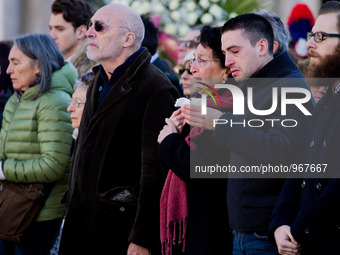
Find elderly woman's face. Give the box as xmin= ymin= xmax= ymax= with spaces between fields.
xmin=67 ymin=86 xmax=88 ymax=129
xmin=190 ymin=44 xmax=227 ymax=88
xmin=6 ymin=45 xmax=40 ymax=92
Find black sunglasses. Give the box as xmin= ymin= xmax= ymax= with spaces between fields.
xmin=178 ymin=68 xmax=192 ymax=75
xmin=87 ymin=20 xmax=129 ymax=32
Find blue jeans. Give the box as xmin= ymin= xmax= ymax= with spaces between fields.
xmin=232 ymin=230 xmax=279 ymax=255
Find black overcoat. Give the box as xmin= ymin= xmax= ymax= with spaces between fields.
xmin=59 ymin=49 xmax=178 ymax=254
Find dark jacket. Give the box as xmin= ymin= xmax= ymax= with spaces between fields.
xmin=59 ymin=48 xmax=178 ymax=254
xmin=158 ymin=89 xmax=234 ymax=255
xmin=213 ymin=51 xmax=314 ymax=233
xmin=153 ymin=56 xmax=183 ymax=97
xmin=269 ymin=86 xmax=340 ymax=254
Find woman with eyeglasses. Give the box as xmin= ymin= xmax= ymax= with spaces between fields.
xmin=49 ymin=72 xmax=93 ymax=255
xmin=158 ymin=26 xmax=234 ymax=255
xmin=0 ymin=33 xmax=77 ymax=255
xmin=67 ymin=72 xmax=93 ymax=139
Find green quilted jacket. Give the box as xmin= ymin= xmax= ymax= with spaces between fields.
xmin=0 ymin=62 xmax=77 ymax=221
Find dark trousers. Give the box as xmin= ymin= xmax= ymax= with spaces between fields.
xmin=0 ymin=219 xmax=61 ymax=255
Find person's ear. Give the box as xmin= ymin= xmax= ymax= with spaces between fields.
xmin=122 ymin=32 xmax=136 ymax=48
xmin=34 ymin=60 xmax=41 ymax=75
xmin=75 ymin=25 xmax=87 ymax=40
xmin=273 ymin=41 xmax=279 ymax=54
xmin=258 ymin=38 xmax=269 ymax=56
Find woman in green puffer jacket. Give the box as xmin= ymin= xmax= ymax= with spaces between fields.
xmin=0 ymin=33 xmax=77 ymax=255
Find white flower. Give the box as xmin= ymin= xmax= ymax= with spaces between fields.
xmin=209 ymin=4 xmax=223 ymax=18
xmin=178 ymin=25 xmax=190 ymax=37
xmin=131 ymin=1 xmax=141 ymax=12
xmin=187 ymin=13 xmax=198 ymax=26
xmin=201 ymin=13 xmax=213 ymax=24
xmin=209 ymin=0 xmax=219 ymax=2
xmin=185 ymin=1 xmax=196 ymax=12
xmin=154 ymin=3 xmax=165 ymax=14
xmin=164 ymin=23 xmax=177 ymax=35
xmin=169 ymin=0 xmax=180 ymax=11
xmin=199 ymin=0 xmax=210 ymax=9
xmin=170 ymin=10 xmax=181 ymax=21
xmin=229 ymin=12 xmax=238 ymax=18
xmin=139 ymin=2 xmax=150 ymax=14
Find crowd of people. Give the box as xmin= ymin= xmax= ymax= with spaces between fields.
xmin=0 ymin=0 xmax=339 ymax=255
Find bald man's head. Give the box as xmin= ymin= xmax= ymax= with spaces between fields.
xmin=97 ymin=4 xmax=145 ymax=48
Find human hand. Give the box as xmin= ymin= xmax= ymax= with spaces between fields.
xmin=169 ymin=108 xmax=185 ymax=132
xmin=274 ymin=225 xmax=301 ymax=255
xmin=127 ymin=242 xmax=151 ymax=255
xmin=157 ymin=118 xmax=178 ymax=144
xmin=181 ymin=104 xmax=222 ymax=130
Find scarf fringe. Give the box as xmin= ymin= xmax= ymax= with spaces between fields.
xmin=162 ymin=217 xmax=187 ymax=255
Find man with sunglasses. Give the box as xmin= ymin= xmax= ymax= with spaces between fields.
xmin=58 ymin=3 xmax=178 ymax=255
xmin=177 ymin=26 xmax=201 ymax=65
xmin=49 ymin=0 xmax=96 ymax=74
xmin=270 ymin=2 xmax=340 ymax=254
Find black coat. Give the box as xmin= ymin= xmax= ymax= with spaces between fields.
xmin=59 ymin=49 xmax=179 ymax=254
xmin=158 ymin=125 xmax=232 ymax=255
xmin=270 ymin=87 xmax=340 ymax=254
xmin=213 ymin=51 xmax=314 ymax=233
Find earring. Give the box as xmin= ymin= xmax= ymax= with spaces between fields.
xmin=222 ymin=78 xmax=227 ymax=84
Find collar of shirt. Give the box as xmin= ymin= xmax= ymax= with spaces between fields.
xmin=150 ymin=53 xmax=159 ymax=64
xmin=97 ymin=46 xmax=144 ymax=106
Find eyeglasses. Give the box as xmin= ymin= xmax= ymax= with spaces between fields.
xmin=179 ymin=40 xmax=197 ymax=49
xmin=70 ymin=98 xmax=86 ymax=108
xmin=307 ymin=32 xmax=340 ymax=43
xmin=190 ymin=58 xmax=217 ymax=67
xmin=178 ymin=68 xmax=192 ymax=75
xmin=87 ymin=20 xmax=129 ymax=32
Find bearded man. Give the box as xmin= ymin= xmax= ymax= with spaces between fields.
xmin=269 ymin=2 xmax=340 ymax=255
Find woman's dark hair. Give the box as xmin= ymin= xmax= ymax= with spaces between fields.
xmin=197 ymin=26 xmax=225 ymax=68
xmin=14 ymin=33 xmax=64 ymax=99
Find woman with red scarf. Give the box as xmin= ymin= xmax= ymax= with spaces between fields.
xmin=158 ymin=26 xmax=235 ymax=255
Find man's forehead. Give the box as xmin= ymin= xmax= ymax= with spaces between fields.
xmin=222 ymin=29 xmax=247 ymax=47
xmin=313 ymin=13 xmax=338 ymax=33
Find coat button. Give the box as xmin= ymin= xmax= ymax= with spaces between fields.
xmin=316 ymin=183 xmax=322 ymax=190
xmin=301 ymin=181 xmax=306 ymax=188
xmin=99 ymin=86 xmax=103 ymax=92
xmin=310 ymin=141 xmax=314 ymax=147
xmin=323 ymin=140 xmax=327 ymax=147
xmin=119 ymin=206 xmax=125 ymax=212
xmin=305 ymin=228 xmax=310 ymax=234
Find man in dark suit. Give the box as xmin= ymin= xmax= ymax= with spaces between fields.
xmin=141 ymin=16 xmax=183 ymax=96
xmin=59 ymin=4 xmax=178 ymax=255
xmin=270 ymin=2 xmax=340 ymax=254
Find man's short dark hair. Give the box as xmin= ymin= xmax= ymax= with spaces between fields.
xmin=141 ymin=16 xmax=158 ymax=55
xmin=198 ymin=26 xmax=225 ymax=68
xmin=51 ymin=0 xmax=92 ymax=29
xmin=221 ymin=13 xmax=274 ymax=55
xmin=318 ymin=1 xmax=340 ymax=33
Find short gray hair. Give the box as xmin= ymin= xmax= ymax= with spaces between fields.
xmin=256 ymin=9 xmax=289 ymax=56
xmin=14 ymin=33 xmax=64 ymax=99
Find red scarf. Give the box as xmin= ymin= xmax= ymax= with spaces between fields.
xmin=160 ymin=88 xmax=234 ymax=255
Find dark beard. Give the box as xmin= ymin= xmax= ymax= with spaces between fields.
xmin=306 ymin=44 xmax=340 ymax=87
